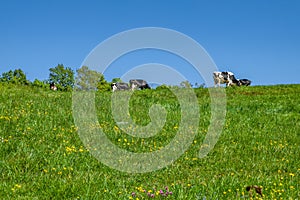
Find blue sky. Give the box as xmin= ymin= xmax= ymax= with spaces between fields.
xmin=1 ymin=0 xmax=300 ymax=86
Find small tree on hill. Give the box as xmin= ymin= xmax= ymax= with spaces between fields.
xmin=97 ymin=75 xmax=111 ymax=92
xmin=179 ymin=80 xmax=192 ymax=88
xmin=0 ymin=68 xmax=29 ymax=85
xmin=75 ymin=66 xmax=104 ymax=91
xmin=49 ymin=64 xmax=74 ymax=91
xmin=111 ymin=77 xmax=122 ymax=83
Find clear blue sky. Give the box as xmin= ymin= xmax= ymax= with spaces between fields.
xmin=1 ymin=0 xmax=299 ymax=86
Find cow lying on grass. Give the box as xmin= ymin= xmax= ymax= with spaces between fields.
xmin=238 ymin=79 xmax=251 ymax=86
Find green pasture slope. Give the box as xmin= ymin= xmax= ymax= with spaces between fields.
xmin=0 ymin=84 xmax=299 ymax=199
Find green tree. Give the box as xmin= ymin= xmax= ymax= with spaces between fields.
xmin=0 ymin=68 xmax=29 ymax=85
xmin=179 ymin=80 xmax=192 ymax=88
xmin=75 ymin=66 xmax=104 ymax=91
xmin=0 ymin=70 xmax=13 ymax=82
xmin=32 ymin=79 xmax=48 ymax=89
xmin=156 ymin=84 xmax=169 ymax=90
xmin=111 ymin=77 xmax=122 ymax=83
xmin=49 ymin=64 xmax=74 ymax=91
xmin=12 ymin=69 xmax=29 ymax=85
xmin=97 ymin=75 xmax=111 ymax=92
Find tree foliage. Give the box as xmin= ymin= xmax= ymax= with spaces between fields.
xmin=32 ymin=79 xmax=48 ymax=89
xmin=49 ymin=64 xmax=74 ymax=91
xmin=0 ymin=68 xmax=29 ymax=85
xmin=75 ymin=66 xmax=103 ymax=91
xmin=111 ymin=77 xmax=122 ymax=83
xmin=156 ymin=84 xmax=169 ymax=90
xmin=179 ymin=80 xmax=192 ymax=88
xmin=75 ymin=66 xmax=111 ymax=91
xmin=97 ymin=74 xmax=111 ymax=92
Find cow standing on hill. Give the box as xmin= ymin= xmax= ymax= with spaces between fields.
xmin=111 ymin=82 xmax=130 ymax=92
xmin=213 ymin=71 xmax=239 ymax=87
xmin=129 ymin=79 xmax=151 ymax=90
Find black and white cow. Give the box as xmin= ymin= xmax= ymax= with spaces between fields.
xmin=238 ymin=79 xmax=251 ymax=86
xmin=129 ymin=79 xmax=151 ymax=90
xmin=111 ymin=82 xmax=130 ymax=92
xmin=50 ymin=82 xmax=57 ymax=91
xmin=213 ymin=71 xmax=239 ymax=87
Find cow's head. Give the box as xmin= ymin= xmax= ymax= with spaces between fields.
xmin=50 ymin=82 xmax=57 ymax=90
xmin=111 ymin=83 xmax=118 ymax=92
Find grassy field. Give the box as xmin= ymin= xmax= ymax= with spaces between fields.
xmin=0 ymin=83 xmax=299 ymax=199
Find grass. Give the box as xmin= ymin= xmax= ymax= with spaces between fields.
xmin=0 ymin=83 xmax=299 ymax=199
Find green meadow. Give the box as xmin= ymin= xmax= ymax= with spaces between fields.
xmin=0 ymin=84 xmax=299 ymax=199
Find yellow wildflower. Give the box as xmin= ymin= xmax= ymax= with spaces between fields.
xmin=289 ymin=173 xmax=295 ymax=177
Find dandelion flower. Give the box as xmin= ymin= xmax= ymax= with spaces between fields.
xmin=289 ymin=173 xmax=295 ymax=177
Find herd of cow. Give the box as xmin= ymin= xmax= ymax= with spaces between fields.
xmin=109 ymin=71 xmax=251 ymax=91
xmin=111 ymin=79 xmax=151 ymax=91
xmin=49 ymin=72 xmax=251 ymax=91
